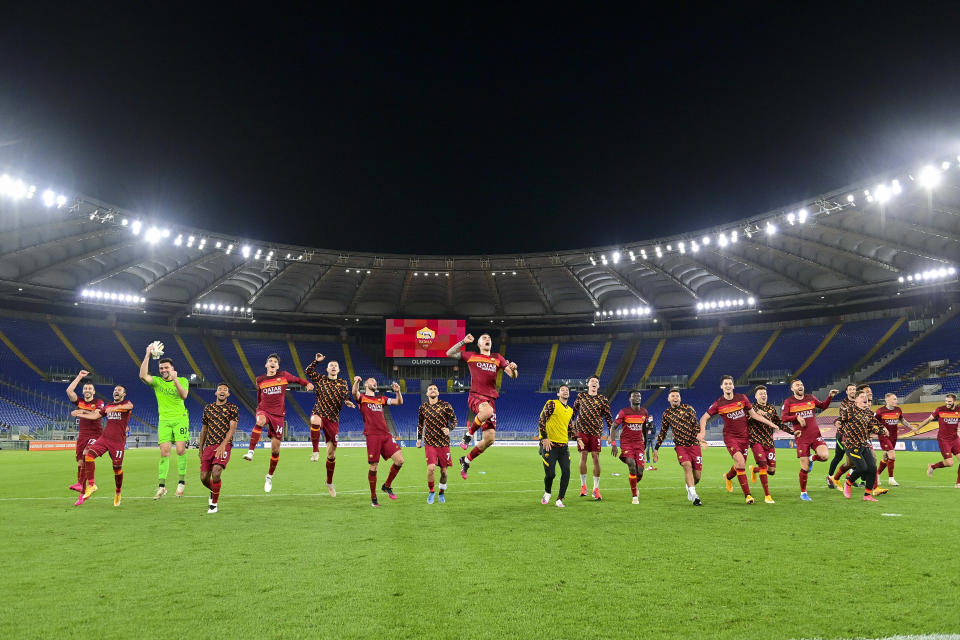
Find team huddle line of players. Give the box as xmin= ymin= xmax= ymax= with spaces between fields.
xmin=65 ymin=336 xmax=960 ymax=512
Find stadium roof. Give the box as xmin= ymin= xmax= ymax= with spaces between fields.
xmin=0 ymin=162 xmax=958 ymax=328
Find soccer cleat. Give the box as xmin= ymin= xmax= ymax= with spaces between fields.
xmin=724 ymin=474 xmax=733 ymax=493
xmin=646 ymin=465 xmax=657 ymax=471
xmin=381 ymin=484 xmax=397 ymax=500
xmin=83 ymin=483 xmax=98 ymax=500
xmin=541 ymin=492 xmax=550 ymax=505
xmin=631 ymin=496 xmax=639 ymax=505
xmin=833 ymin=477 xmax=845 ymax=491
xmin=207 ymin=504 xmax=218 ymax=514
xmin=555 ymin=499 xmax=565 ymax=508
xmin=749 ymin=465 xmax=758 ymax=483
xmin=175 ymin=482 xmax=185 ymax=497
xmin=427 ymin=492 xmax=435 ymax=505
xmin=579 ymin=485 xmax=588 ymax=497
xmin=153 ymin=486 xmax=167 ymax=500
xmin=888 ymin=477 xmax=899 ymax=486
xmin=460 ymin=433 xmax=472 ymax=450
xmin=243 ymin=450 xmax=254 ymax=461
xmin=826 ymin=475 xmax=838 ymax=489
xmin=459 ymin=456 xmax=470 ymax=480
xmin=592 ymin=488 xmax=602 ymax=501
xmin=927 ymin=464 xmax=935 ymax=478
xmin=113 ymin=493 xmax=122 ymax=507
xmin=68 ymin=482 xmax=83 ymax=493
xmin=764 ymin=495 xmax=775 ymax=504
xmin=438 ymin=493 xmax=446 ymax=503
xmin=264 ymin=475 xmax=273 ymax=493
xmin=955 ymin=483 xmax=960 ymax=489
xmin=310 ymin=451 xmax=320 ymax=462
xmin=73 ymin=495 xmax=87 ymax=506
xmin=843 ymin=481 xmax=852 ymax=499
xmin=327 ymin=483 xmax=336 ymax=497
xmin=863 ymin=494 xmax=878 ymax=502
xmin=692 ymin=496 xmax=702 ymax=506
xmin=745 ymin=495 xmax=755 ymax=504
xmin=799 ymin=492 xmax=811 ymax=501
xmin=873 ymin=486 xmax=889 ymax=496
xmin=371 ymin=498 xmax=379 ymax=507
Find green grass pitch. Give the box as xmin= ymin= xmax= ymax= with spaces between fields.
xmin=1 ymin=446 xmax=958 ymax=639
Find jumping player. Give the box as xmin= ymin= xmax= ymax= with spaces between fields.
xmin=417 ymin=384 xmax=458 ymax=504
xmin=610 ymin=389 xmax=653 ymax=504
xmin=570 ymin=376 xmax=614 ymax=500
xmin=304 ymin=353 xmax=355 ymax=497
xmin=653 ymin=388 xmax=705 ymax=506
xmin=74 ymin=385 xmax=133 ymax=507
xmin=538 ymin=385 xmax=574 ymax=508
xmin=353 ymin=376 xmax=404 ymax=507
xmin=139 ymin=343 xmax=190 ymax=499
xmin=916 ymin=393 xmax=960 ymax=487
xmin=875 ymin=392 xmax=911 ymax=486
xmin=746 ymin=384 xmax=782 ymax=504
xmin=828 ymin=383 xmax=858 ymax=488
xmin=198 ymin=383 xmax=239 ymax=514
xmin=243 ymin=353 xmax=313 ymax=494
xmin=701 ymin=375 xmax=779 ymax=505
xmin=839 ymin=388 xmax=888 ymax=501
xmin=445 ymin=333 xmax=518 ymax=479
xmin=781 ymin=379 xmax=839 ymax=501
xmin=66 ymin=370 xmax=103 ymax=493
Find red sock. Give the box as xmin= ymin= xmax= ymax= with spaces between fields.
xmin=268 ymin=453 xmax=279 ymax=475
xmin=759 ymin=468 xmax=770 ymax=496
xmin=249 ymin=428 xmax=262 ymax=451
xmin=466 ymin=446 xmax=483 ymax=462
xmin=385 ymin=463 xmax=401 ymax=488
xmin=113 ymin=467 xmax=123 ymax=492
xmin=799 ymin=469 xmax=808 ymax=492
xmin=628 ymin=474 xmax=638 ymax=497
xmin=725 ymin=466 xmax=737 ymax=480
xmin=877 ymin=460 xmax=887 ymax=476
xmin=736 ymin=469 xmax=750 ymax=496
xmin=77 ymin=465 xmax=83 ymax=484
xmin=310 ymin=428 xmax=321 ymax=453
xmin=956 ymin=465 xmax=960 ymax=483
xmin=326 ymin=458 xmax=336 ymax=484
xmin=932 ymin=461 xmax=946 ymax=470
xmin=469 ymin=417 xmax=483 ymax=436
xmin=368 ymin=470 xmax=377 ymax=499
xmin=887 ymin=459 xmax=895 ymax=477
xmin=428 ymin=480 xmax=435 ymax=492
xmin=211 ymin=480 xmax=221 ymax=504
xmin=84 ymin=455 xmax=96 ymax=487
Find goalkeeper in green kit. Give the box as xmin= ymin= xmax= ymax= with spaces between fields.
xmin=140 ymin=341 xmax=191 ymax=499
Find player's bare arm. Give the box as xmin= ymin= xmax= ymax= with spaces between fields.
xmin=352 ymin=376 xmax=362 ymax=401
xmin=388 ymin=382 xmax=403 ymax=406
xmin=446 ymin=334 xmax=472 ymax=359
xmin=139 ymin=345 xmax=154 ymax=384
xmin=66 ymin=369 xmax=90 ymax=402
xmin=171 ymin=371 xmax=188 ymax=399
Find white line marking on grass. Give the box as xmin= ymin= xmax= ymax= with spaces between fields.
xmin=881 ymin=513 xmax=902 ymax=516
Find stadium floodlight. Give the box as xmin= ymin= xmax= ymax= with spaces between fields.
xmin=747 ymin=296 xmax=755 ymax=305
xmin=787 ymin=212 xmax=795 ymax=225
xmin=616 ymin=309 xmax=622 ymax=316
xmin=42 ymin=189 xmax=56 ymax=207
xmin=121 ymin=218 xmax=128 ymax=226
xmin=600 ymin=254 xmax=608 ymax=265
xmin=589 ymin=256 xmax=596 ymax=266
xmin=918 ymin=165 xmax=941 ymax=189
xmin=145 ymin=227 xmax=161 ymax=244
xmin=174 ymin=234 xmax=183 ymax=246
xmin=941 ymin=161 xmax=951 ymax=171
xmin=216 ymin=241 xmax=222 ymax=248
xmin=640 ymin=249 xmax=648 ymax=259
xmin=847 ymin=194 xmax=855 ymax=202
xmin=874 ymin=184 xmax=891 ymax=203
xmin=612 ymin=251 xmax=621 ymax=264
xmin=690 ymin=241 xmax=699 ymax=253
xmin=56 ymin=194 xmax=67 ymax=207
xmin=628 ymin=250 xmax=636 ymax=262
xmin=186 ymin=236 xmax=195 ymax=247
xmin=131 ymin=220 xmax=142 ymax=235
xmin=595 ymin=311 xmax=600 ymax=316
xmin=797 ymin=209 xmax=808 ymax=224
xmin=654 ymin=246 xmax=662 ymax=258
xmin=730 ymin=230 xmax=738 ymax=243
xmin=891 ymin=179 xmax=902 ymax=195
xmin=241 ymin=245 xmax=251 ymax=258
xmin=702 ymin=236 xmax=710 ymax=246
xmin=161 ymin=229 xmax=170 ymax=238
xmin=696 ymin=302 xmax=703 ymax=311
xmin=765 ymin=221 xmax=776 ymax=235
xmin=678 ymin=241 xmax=685 ymax=254
xmin=717 ymin=233 xmax=728 ymax=247
xmin=226 ymin=244 xmax=234 ymax=254
xmin=666 ymin=245 xmax=672 ymax=251
xmin=950 ymin=267 xmax=957 ymax=275
xmin=195 ymin=303 xmax=200 ymax=308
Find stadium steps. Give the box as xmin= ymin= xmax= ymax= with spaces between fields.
xmin=0 ymin=388 xmax=58 ymax=421
xmin=603 ymin=336 xmax=642 ymax=397
xmin=642 ymin=387 xmax=664 ymax=408
xmin=738 ymin=329 xmax=780 ymax=383
xmin=539 ymin=343 xmax=559 ymax=392
xmin=342 ymin=343 xmax=357 ymax=382
xmin=686 ymin=335 xmax=722 ymax=386
xmin=848 ymin=316 xmax=906 ymax=373
xmin=0 ymin=328 xmax=45 ymax=377
xmin=636 ymin=337 xmax=666 ymax=388
xmin=594 ymin=341 xmax=612 ymax=378
xmin=495 ymin=343 xmax=508 ymax=391
xmin=48 ymin=323 xmax=93 ymax=371
xmin=286 ymin=341 xmax=308 ymax=379
xmin=173 ymin=334 xmax=210 ymax=381
xmin=792 ymin=323 xmax=841 ymax=378
xmin=201 ymin=337 xmax=257 ymax=414
xmin=229 ymin=339 xmax=309 ymax=432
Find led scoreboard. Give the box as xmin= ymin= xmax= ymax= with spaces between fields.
xmin=384 ymin=319 xmax=466 ymax=358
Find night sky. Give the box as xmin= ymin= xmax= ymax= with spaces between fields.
xmin=2 ymin=4 xmax=959 ymax=255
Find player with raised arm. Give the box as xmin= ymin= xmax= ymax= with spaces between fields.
xmin=875 ymin=392 xmax=911 ymax=486
xmin=353 ymin=376 xmax=404 ymax=507
xmin=538 ymin=385 xmax=575 ymax=508
xmin=915 ymin=393 xmax=960 ymax=486
xmin=781 ymin=378 xmax=839 ymax=501
xmin=243 ymin=353 xmax=314 ymax=493
xmin=66 ymin=370 xmax=104 ymax=493
xmin=746 ymin=385 xmax=784 ymax=504
xmin=827 ymin=384 xmax=858 ymax=488
xmin=609 ymin=389 xmax=653 ymax=504
xmin=304 ymin=353 xmax=355 ymax=497
xmin=653 ymin=389 xmax=706 ymax=506
xmin=417 ymin=384 xmax=457 ymax=504
xmin=570 ymin=376 xmax=614 ymax=500
xmin=139 ymin=343 xmax=191 ymax=499
xmin=445 ymin=333 xmax=518 ymax=479
xmin=838 ymin=388 xmax=888 ymax=501
xmin=198 ymin=383 xmax=239 ymax=514
xmin=74 ymin=385 xmax=133 ymax=507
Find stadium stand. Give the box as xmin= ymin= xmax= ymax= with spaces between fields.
xmin=870 ymin=313 xmax=960 ymax=381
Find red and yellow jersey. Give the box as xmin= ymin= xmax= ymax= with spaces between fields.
xmin=256 ymin=371 xmax=309 ymax=416
xmin=874 ymin=406 xmax=903 ymax=431
xmin=613 ymin=407 xmax=650 ymax=447
xmin=464 ymin=352 xmax=509 ymax=399
xmin=932 ymin=405 xmax=960 ymax=437
xmin=358 ymin=394 xmax=390 ymax=437
xmin=782 ymin=394 xmax=831 ymax=432
xmin=707 ymin=394 xmax=752 ymax=439
xmin=101 ymin=402 xmax=133 ymax=442
xmin=73 ymin=397 xmax=104 ymax=435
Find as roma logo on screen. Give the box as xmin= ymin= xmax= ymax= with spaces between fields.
xmin=416 ymin=326 xmax=436 ymax=349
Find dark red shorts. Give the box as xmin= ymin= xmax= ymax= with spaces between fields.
xmin=367 ymin=435 xmax=401 ymax=463
xmin=878 ymin=434 xmax=898 ymax=451
xmin=86 ymin=438 xmax=125 ymax=466
xmin=256 ymin=411 xmax=285 ymax=439
xmin=76 ymin=433 xmax=100 ymax=460
xmin=796 ymin=433 xmax=826 ymax=458
xmin=425 ymin=445 xmax=452 ymax=468
xmin=674 ymin=445 xmax=703 ymax=470
xmin=577 ymin=434 xmax=601 ymax=453
xmin=938 ymin=435 xmax=960 ymax=458
xmin=618 ymin=445 xmax=645 ymax=467
xmin=467 ymin=393 xmax=497 ymax=429
xmin=723 ymin=435 xmax=749 ymax=459
xmin=201 ymin=442 xmax=232 ymax=472
xmin=750 ymin=443 xmax=776 ymax=467
xmin=314 ymin=416 xmax=339 ymax=447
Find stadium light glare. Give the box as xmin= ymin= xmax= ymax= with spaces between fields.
xmin=747 ymin=296 xmax=755 ymax=305
xmin=174 ymin=234 xmax=183 ymax=246
xmin=717 ymin=233 xmax=728 ymax=247
xmin=702 ymin=236 xmax=710 ymax=246
xmin=654 ymin=246 xmax=662 ymax=258
xmin=918 ymin=165 xmax=941 ymax=189
xmin=678 ymin=241 xmax=685 ymax=254
xmin=690 ymin=241 xmax=699 ymax=253
xmin=730 ymin=230 xmax=738 ymax=243
xmin=874 ymin=184 xmax=891 ymax=203
xmin=797 ymin=209 xmax=808 ymax=224
xmin=941 ymin=161 xmax=951 ymax=170
xmin=765 ymin=222 xmax=776 ymax=235
xmin=56 ymin=194 xmax=67 ymax=207
xmin=241 ymin=245 xmax=250 ymax=258
xmin=612 ymin=251 xmax=620 ymax=264
xmin=640 ymin=249 xmax=647 ymax=259
xmin=787 ymin=212 xmax=795 ymax=225
xmin=161 ymin=229 xmax=170 ymax=238
xmin=42 ymin=189 xmax=56 ymax=207
xmin=600 ymin=254 xmax=608 ymax=265
xmin=666 ymin=245 xmax=672 ymax=251
xmin=145 ymin=227 xmax=162 ymax=244
xmin=589 ymin=256 xmax=596 ymax=266
xmin=131 ymin=220 xmax=142 ymax=235
xmin=121 ymin=218 xmax=128 ymax=226
xmin=891 ymin=179 xmax=902 ymax=194
xmin=215 ymin=241 xmax=222 ymax=248
xmin=846 ymin=194 xmax=855 ymax=202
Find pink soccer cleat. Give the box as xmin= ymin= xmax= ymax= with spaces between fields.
xmin=68 ymin=483 xmax=83 ymax=493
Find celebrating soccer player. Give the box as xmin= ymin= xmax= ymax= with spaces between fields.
xmin=74 ymin=385 xmax=133 ymax=507
xmin=702 ymin=375 xmax=779 ymax=505
xmin=304 ymin=353 xmax=355 ymax=497
xmin=827 ymin=383 xmax=858 ymax=488
xmin=916 ymin=392 xmax=960 ymax=486
xmin=139 ymin=343 xmax=191 ymax=499
xmin=445 ymin=333 xmax=518 ymax=479
xmin=610 ymin=389 xmax=653 ymax=504
xmin=838 ymin=388 xmax=888 ymax=501
xmin=570 ymin=376 xmax=614 ymax=500
xmin=416 ymin=384 xmax=458 ymax=504
xmin=781 ymin=378 xmax=838 ymax=501
xmin=653 ymin=389 xmax=705 ymax=506
xmin=198 ymin=383 xmax=239 ymax=514
xmin=243 ymin=353 xmax=313 ymax=493
xmin=353 ymin=376 xmax=404 ymax=507
xmin=538 ymin=384 xmax=575 ymax=508
xmin=66 ymin=370 xmax=103 ymax=493
xmin=746 ymin=384 xmax=782 ymax=504
xmin=874 ymin=392 xmax=910 ymax=486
